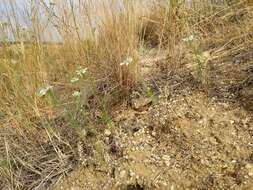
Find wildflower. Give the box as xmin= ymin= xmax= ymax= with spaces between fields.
xmin=37 ymin=85 xmax=53 ymax=97
xmin=72 ymin=91 xmax=81 ymax=97
xmin=10 ymin=59 xmax=18 ymax=65
xmin=195 ymin=54 xmax=206 ymax=64
xmin=76 ymin=67 xmax=88 ymax=76
xmin=120 ymin=57 xmax=133 ymax=66
xmin=70 ymin=77 xmax=79 ymax=83
xmin=182 ymin=34 xmax=196 ymax=43
xmin=126 ymin=57 xmax=133 ymax=64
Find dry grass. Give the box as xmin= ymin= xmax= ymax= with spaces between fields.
xmin=0 ymin=1 xmax=143 ymax=189
xmin=183 ymin=0 xmax=253 ymax=101
xmin=0 ymin=0 xmax=252 ymax=189
xmin=142 ymin=0 xmax=252 ymax=98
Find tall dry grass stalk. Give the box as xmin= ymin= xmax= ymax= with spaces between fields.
xmin=0 ymin=1 xmax=144 ymax=189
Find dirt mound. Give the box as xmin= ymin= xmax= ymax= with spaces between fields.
xmin=53 ymin=71 xmax=253 ymax=190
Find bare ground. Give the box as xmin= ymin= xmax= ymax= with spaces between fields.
xmin=53 ymin=52 xmax=253 ymax=190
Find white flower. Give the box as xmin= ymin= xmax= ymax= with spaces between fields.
xmin=126 ymin=57 xmax=133 ymax=64
xmin=76 ymin=67 xmax=88 ymax=76
xmin=182 ymin=34 xmax=196 ymax=43
xmin=10 ymin=59 xmax=18 ymax=65
xmin=72 ymin=91 xmax=81 ymax=97
xmin=70 ymin=77 xmax=79 ymax=83
xmin=37 ymin=85 xmax=53 ymax=97
xmin=120 ymin=57 xmax=133 ymax=66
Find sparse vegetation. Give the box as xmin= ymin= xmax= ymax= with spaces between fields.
xmin=0 ymin=0 xmax=252 ymax=189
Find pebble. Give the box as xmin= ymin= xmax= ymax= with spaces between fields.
xmin=129 ymin=170 xmax=135 ymax=177
xmin=119 ymin=170 xmax=127 ymax=178
xmin=105 ymin=137 xmax=110 ymax=144
xmin=82 ymin=129 xmax=87 ymax=137
xmin=162 ymin=155 xmax=170 ymax=160
xmin=162 ymin=155 xmax=171 ymax=167
xmin=245 ymin=164 xmax=253 ymax=177
xmin=104 ymin=129 xmax=111 ymax=136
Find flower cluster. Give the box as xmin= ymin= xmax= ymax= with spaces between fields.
xmin=71 ymin=67 xmax=88 ymax=83
xmin=72 ymin=90 xmax=81 ymax=98
xmin=120 ymin=57 xmax=133 ymax=66
xmin=182 ymin=33 xmax=200 ymax=43
xmin=70 ymin=67 xmax=88 ymax=98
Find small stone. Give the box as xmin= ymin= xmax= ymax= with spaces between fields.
xmin=105 ymin=137 xmax=110 ymax=144
xmin=245 ymin=164 xmax=253 ymax=177
xmin=120 ymin=170 xmax=126 ymax=178
xmin=162 ymin=155 xmax=171 ymax=167
xmin=104 ymin=129 xmax=111 ymax=136
xmin=82 ymin=129 xmax=87 ymax=137
xmin=230 ymin=120 xmax=235 ymax=124
xmin=129 ymin=170 xmax=135 ymax=177
xmin=162 ymin=155 xmax=170 ymax=161
xmin=132 ymin=141 xmax=137 ymax=145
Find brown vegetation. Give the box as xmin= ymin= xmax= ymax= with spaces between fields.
xmin=0 ymin=0 xmax=252 ymax=189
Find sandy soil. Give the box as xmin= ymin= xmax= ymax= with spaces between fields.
xmin=53 ymin=53 xmax=253 ymax=190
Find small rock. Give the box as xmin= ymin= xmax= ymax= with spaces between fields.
xmin=131 ymin=96 xmax=152 ymax=112
xmin=104 ymin=129 xmax=111 ymax=136
xmin=82 ymin=129 xmax=87 ymax=137
xmin=105 ymin=137 xmax=110 ymax=144
xmin=162 ymin=155 xmax=171 ymax=167
xmin=129 ymin=170 xmax=135 ymax=177
xmin=120 ymin=170 xmax=127 ymax=178
xmin=245 ymin=164 xmax=253 ymax=177
xmin=162 ymin=155 xmax=170 ymax=160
